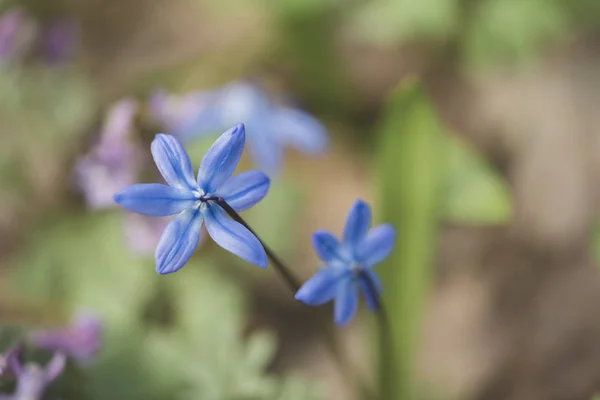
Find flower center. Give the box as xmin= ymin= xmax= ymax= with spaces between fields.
xmin=349 ymin=261 xmax=364 ymax=276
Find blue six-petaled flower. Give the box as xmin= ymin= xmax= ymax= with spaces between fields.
xmin=295 ymin=200 xmax=396 ymax=326
xmin=151 ymin=81 xmax=329 ymax=175
xmin=114 ymin=124 xmax=269 ymax=273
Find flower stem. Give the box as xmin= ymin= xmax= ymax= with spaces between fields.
xmin=360 ymin=270 xmax=394 ymax=400
xmin=216 ymin=198 xmax=383 ymax=398
xmin=215 ymin=198 xmax=302 ymax=293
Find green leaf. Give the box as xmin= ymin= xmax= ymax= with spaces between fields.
xmin=440 ymin=132 xmax=511 ymax=224
xmin=376 ymin=77 xmax=442 ymax=400
xmin=244 ymin=330 xmax=277 ymax=371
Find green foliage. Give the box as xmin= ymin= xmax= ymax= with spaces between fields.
xmin=463 ymin=0 xmax=567 ymax=69
xmin=351 ymin=0 xmax=572 ymax=69
xmin=352 ymin=0 xmax=458 ymax=44
xmin=376 ymin=78 xmax=442 ymax=400
xmin=0 ymin=69 xmax=95 ymax=209
xmin=440 ymin=132 xmax=511 ymax=224
xmin=10 ymin=211 xmax=320 ymax=400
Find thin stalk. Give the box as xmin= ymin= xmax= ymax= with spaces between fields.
xmin=360 ymin=271 xmax=394 ymax=400
xmin=214 ymin=198 xmax=302 ymax=292
xmin=212 ymin=197 xmax=380 ymax=397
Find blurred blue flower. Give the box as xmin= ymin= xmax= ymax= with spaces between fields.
xmin=30 ymin=312 xmax=102 ymax=365
xmin=0 ymin=347 xmax=65 ymax=400
xmin=114 ymin=124 xmax=269 ymax=273
xmin=150 ymin=81 xmax=329 ymax=175
xmin=295 ymin=200 xmax=396 ymax=326
xmin=74 ymin=98 xmax=142 ymax=209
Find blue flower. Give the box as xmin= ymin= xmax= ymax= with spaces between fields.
xmin=150 ymin=81 xmax=329 ymax=175
xmin=114 ymin=124 xmax=269 ymax=273
xmin=295 ymin=200 xmax=396 ymax=326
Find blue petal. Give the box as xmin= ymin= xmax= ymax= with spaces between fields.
xmin=357 ymin=224 xmax=396 ymax=268
xmin=311 ymin=231 xmax=345 ymax=263
xmin=334 ymin=277 xmax=358 ymax=326
xmin=247 ymin=132 xmax=283 ymax=175
xmin=215 ymin=171 xmax=270 ymax=212
xmin=151 ymin=134 xmax=197 ymax=190
xmin=155 ymin=208 xmax=203 ymax=274
xmin=295 ymin=267 xmax=349 ymax=306
xmin=172 ymin=96 xmax=226 ymax=140
xmin=358 ymin=270 xmax=382 ymax=311
xmin=342 ymin=199 xmax=371 ymax=250
xmin=271 ymin=106 xmax=328 ymax=155
xmin=113 ymin=184 xmax=197 ymax=216
xmin=204 ymin=204 xmax=267 ymax=268
xmin=197 ymin=124 xmax=246 ymax=192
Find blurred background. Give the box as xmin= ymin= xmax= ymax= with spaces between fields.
xmin=0 ymin=0 xmax=600 ymax=399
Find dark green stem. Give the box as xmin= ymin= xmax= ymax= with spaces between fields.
xmin=215 ymin=198 xmax=302 ymax=293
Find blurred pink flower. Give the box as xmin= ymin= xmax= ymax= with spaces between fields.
xmin=74 ymin=98 xmax=142 ymax=209
xmin=30 ymin=312 xmax=102 ymax=365
xmin=0 ymin=8 xmax=36 ymax=63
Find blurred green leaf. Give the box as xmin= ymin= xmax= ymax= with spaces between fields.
xmin=376 ymin=77 xmax=442 ymax=400
xmin=274 ymin=376 xmax=324 ymax=400
xmin=440 ymin=132 xmax=511 ymax=224
xmin=12 ymin=212 xmax=155 ymax=325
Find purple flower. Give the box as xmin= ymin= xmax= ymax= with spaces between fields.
xmin=0 ymin=8 xmax=34 ymax=63
xmin=40 ymin=18 xmax=77 ymax=64
xmin=0 ymin=343 xmax=24 ymax=378
xmin=74 ymin=98 xmax=142 ymax=209
xmin=0 ymin=346 xmax=65 ymax=400
xmin=150 ymin=81 xmax=329 ymax=175
xmin=30 ymin=313 xmax=102 ymax=365
xmin=114 ymin=125 xmax=270 ymax=273
xmin=295 ymin=200 xmax=396 ymax=326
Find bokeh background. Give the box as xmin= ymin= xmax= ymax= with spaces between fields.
xmin=1 ymin=0 xmax=600 ymax=399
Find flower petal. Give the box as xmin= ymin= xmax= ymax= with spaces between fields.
xmin=155 ymin=208 xmax=203 ymax=274
xmin=204 ymin=204 xmax=267 ymax=268
xmin=99 ymin=98 xmax=138 ymax=144
xmin=151 ymin=134 xmax=197 ymax=190
xmin=271 ymin=106 xmax=328 ymax=155
xmin=247 ymin=131 xmax=283 ymax=175
xmin=357 ymin=224 xmax=396 ymax=267
xmin=343 ymin=199 xmax=371 ymax=250
xmin=45 ymin=352 xmax=67 ymax=382
xmin=197 ymin=124 xmax=246 ymax=192
xmin=113 ymin=184 xmax=196 ymax=216
xmin=311 ymin=231 xmax=345 ymax=263
xmin=215 ymin=171 xmax=270 ymax=212
xmin=295 ymin=267 xmax=348 ymax=306
xmin=358 ymin=270 xmax=382 ymax=311
xmin=334 ymin=278 xmax=358 ymax=326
